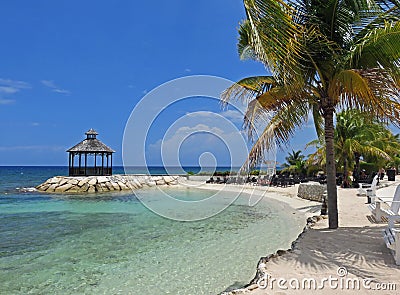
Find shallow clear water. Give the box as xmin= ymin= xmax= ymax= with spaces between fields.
xmin=0 ymin=167 xmax=304 ymax=294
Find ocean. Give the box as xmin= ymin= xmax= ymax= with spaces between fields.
xmin=0 ymin=166 xmax=303 ymax=294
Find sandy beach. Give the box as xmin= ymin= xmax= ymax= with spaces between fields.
xmin=204 ymin=178 xmax=400 ymax=294
xmin=186 ymin=177 xmax=400 ymax=294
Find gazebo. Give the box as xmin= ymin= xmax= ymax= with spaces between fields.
xmin=67 ymin=129 xmax=115 ymax=176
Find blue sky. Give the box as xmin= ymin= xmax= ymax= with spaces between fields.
xmin=0 ymin=0 xmax=317 ymax=167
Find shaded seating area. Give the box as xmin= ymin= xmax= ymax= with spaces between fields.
xmin=67 ymin=129 xmax=115 ymax=176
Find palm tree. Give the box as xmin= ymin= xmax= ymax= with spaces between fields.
xmin=282 ymin=150 xmax=307 ymax=175
xmin=308 ymin=110 xmax=398 ymax=186
xmin=363 ymin=129 xmax=400 ymax=170
xmin=221 ymin=1 xmax=400 ymax=228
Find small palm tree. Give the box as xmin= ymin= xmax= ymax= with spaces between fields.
xmin=308 ymin=110 xmax=397 ymax=186
xmin=221 ymin=0 xmax=400 ymax=228
xmin=335 ymin=110 xmax=394 ymax=184
xmin=282 ymin=150 xmax=307 ymax=175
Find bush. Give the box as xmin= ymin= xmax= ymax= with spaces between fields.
xmin=360 ymin=162 xmax=378 ymax=174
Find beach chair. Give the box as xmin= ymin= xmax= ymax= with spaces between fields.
xmin=369 ymin=184 xmax=400 ymax=225
xmin=383 ymin=225 xmax=400 ymax=265
xmin=358 ymin=175 xmax=379 ymax=198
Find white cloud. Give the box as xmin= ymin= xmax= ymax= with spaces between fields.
xmin=0 ymin=145 xmax=64 ymax=151
xmin=41 ymin=80 xmax=71 ymax=95
xmin=0 ymin=78 xmax=31 ymax=104
xmin=0 ymin=78 xmax=30 ymax=91
xmin=0 ymin=98 xmax=15 ymax=105
xmin=41 ymin=80 xmax=57 ymax=88
xmin=53 ymin=89 xmax=70 ymax=94
xmin=221 ymin=109 xmax=244 ymax=123
xmin=0 ymin=86 xmax=19 ymax=94
xmin=184 ymin=68 xmax=191 ymax=73
xmin=147 ymin=123 xmax=249 ymax=166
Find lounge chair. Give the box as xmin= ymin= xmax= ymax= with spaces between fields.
xmin=358 ymin=175 xmax=379 ymax=197
xmin=383 ymin=225 xmax=400 ymax=265
xmin=369 ymin=184 xmax=400 ymax=225
xmin=206 ymin=177 xmax=214 ymax=183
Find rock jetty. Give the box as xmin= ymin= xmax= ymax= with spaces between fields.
xmin=36 ymin=175 xmax=181 ymax=194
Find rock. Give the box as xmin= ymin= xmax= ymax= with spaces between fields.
xmin=46 ymin=184 xmax=58 ymax=192
xmin=58 ymin=179 xmax=68 ymax=186
xmin=95 ymin=184 xmax=103 ymax=192
xmin=247 ymin=284 xmax=258 ymax=291
xmin=111 ymin=182 xmax=120 ymax=190
xmin=127 ymin=182 xmax=137 ymax=189
xmin=163 ymin=176 xmax=174 ymax=183
xmin=67 ymin=186 xmax=80 ymax=193
xmin=88 ymin=178 xmax=97 ymax=185
xmin=37 ymin=183 xmax=50 ymax=191
xmin=55 ymin=183 xmax=73 ymax=193
xmin=298 ymin=183 xmax=326 ymax=202
xmin=97 ymin=176 xmax=109 ymax=183
xmin=133 ymin=179 xmax=142 ymax=187
xmin=37 ymin=174 xmax=181 ymax=194
xmin=105 ymin=182 xmax=114 ymax=191
xmin=67 ymin=179 xmax=79 ymax=185
xmin=117 ymin=177 xmax=127 ymax=184
xmin=276 ymin=249 xmax=287 ymax=256
xmin=155 ymin=179 xmax=165 ymax=185
xmin=78 ymin=180 xmax=87 ymax=187
xmin=118 ymin=182 xmax=129 ymax=190
xmin=147 ymin=181 xmax=156 ymax=187
xmin=87 ymin=185 xmax=96 ymax=193
xmin=47 ymin=177 xmax=60 ymax=184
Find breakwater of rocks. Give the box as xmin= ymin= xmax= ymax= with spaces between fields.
xmin=36 ymin=175 xmax=182 ymax=193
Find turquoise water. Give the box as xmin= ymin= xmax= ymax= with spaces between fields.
xmin=0 ymin=167 xmax=304 ymax=294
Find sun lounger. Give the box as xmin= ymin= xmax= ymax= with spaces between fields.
xmin=358 ymin=175 xmax=378 ymax=198
xmin=369 ymin=184 xmax=400 ymax=224
xmin=383 ymin=226 xmax=400 ymax=265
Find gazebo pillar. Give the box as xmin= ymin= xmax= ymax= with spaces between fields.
xmin=110 ymin=153 xmax=113 ymax=175
xmin=84 ymin=153 xmax=87 ymax=176
xmin=101 ymin=153 xmax=104 ymax=175
xmin=67 ymin=129 xmax=115 ymax=176
xmin=79 ymin=154 xmax=82 ymax=174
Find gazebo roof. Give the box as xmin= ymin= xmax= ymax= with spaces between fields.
xmin=67 ymin=129 xmax=115 ymax=153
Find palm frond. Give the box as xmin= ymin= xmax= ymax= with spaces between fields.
xmin=240 ymin=100 xmax=311 ymax=170
xmin=243 ymin=0 xmax=305 ymax=84
xmin=238 ymin=20 xmax=257 ymax=60
xmin=350 ymin=20 xmax=400 ymax=77
xmin=220 ymin=75 xmax=276 ymax=105
xmin=330 ymin=68 xmax=400 ymax=125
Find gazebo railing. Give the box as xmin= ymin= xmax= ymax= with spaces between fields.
xmin=69 ymin=167 xmax=112 ymax=176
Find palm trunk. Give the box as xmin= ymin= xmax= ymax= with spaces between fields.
xmin=324 ymin=107 xmax=339 ymax=229
xmin=343 ymin=157 xmax=348 ymax=187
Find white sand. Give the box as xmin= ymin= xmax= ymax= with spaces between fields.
xmin=238 ymin=179 xmax=400 ymax=295
xmin=182 ymin=178 xmax=400 ymax=294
